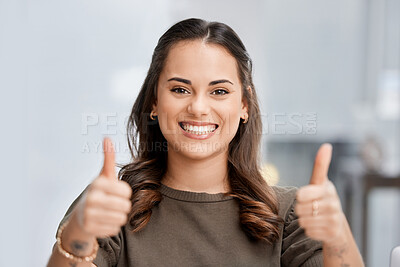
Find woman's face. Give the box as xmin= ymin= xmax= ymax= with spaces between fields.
xmin=154 ymin=40 xmax=248 ymax=160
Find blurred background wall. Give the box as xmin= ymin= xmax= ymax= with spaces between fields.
xmin=1 ymin=0 xmax=399 ymax=266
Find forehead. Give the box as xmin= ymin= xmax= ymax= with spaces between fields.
xmin=161 ymin=40 xmax=240 ymax=85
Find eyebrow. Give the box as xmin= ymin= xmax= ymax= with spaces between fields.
xmin=167 ymin=77 xmax=234 ymax=86
xmin=209 ymin=79 xmax=234 ymax=86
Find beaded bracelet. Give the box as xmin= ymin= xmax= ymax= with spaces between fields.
xmin=56 ymin=219 xmax=99 ymax=263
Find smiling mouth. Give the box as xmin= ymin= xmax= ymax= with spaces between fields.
xmin=179 ymin=122 xmax=219 ymax=135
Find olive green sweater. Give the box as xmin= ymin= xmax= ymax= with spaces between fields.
xmin=59 ymin=184 xmax=323 ymax=266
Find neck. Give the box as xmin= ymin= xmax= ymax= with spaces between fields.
xmin=162 ymin=149 xmax=231 ymax=194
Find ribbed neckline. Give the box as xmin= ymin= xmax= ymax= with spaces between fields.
xmin=160 ymin=183 xmax=234 ymax=203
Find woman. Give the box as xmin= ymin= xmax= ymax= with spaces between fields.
xmin=48 ymin=18 xmax=364 ymax=266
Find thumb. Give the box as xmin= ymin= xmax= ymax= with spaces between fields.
xmin=309 ymin=143 xmax=332 ymax=185
xmin=100 ymin=137 xmax=116 ymax=179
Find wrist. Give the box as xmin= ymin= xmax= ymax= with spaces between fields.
xmin=66 ymin=210 xmax=95 ymax=240
xmin=57 ymin=217 xmax=99 ymax=263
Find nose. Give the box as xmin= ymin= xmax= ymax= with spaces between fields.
xmin=187 ymin=94 xmax=211 ymax=117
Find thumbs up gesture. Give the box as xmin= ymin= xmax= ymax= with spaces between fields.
xmin=295 ymin=143 xmax=345 ymax=244
xmin=73 ymin=138 xmax=132 ymax=238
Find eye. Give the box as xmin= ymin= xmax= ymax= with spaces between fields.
xmin=171 ymin=87 xmax=190 ymax=94
xmin=211 ymin=89 xmax=229 ymax=95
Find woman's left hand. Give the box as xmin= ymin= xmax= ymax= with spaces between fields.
xmin=295 ymin=143 xmax=346 ymax=245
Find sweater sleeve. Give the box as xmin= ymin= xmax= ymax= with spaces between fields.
xmin=281 ymin=198 xmax=323 ymax=267
xmin=92 ymin=233 xmax=123 ymax=267
xmin=57 ymin=187 xmax=123 ymax=267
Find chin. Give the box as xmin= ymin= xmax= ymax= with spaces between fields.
xmin=168 ymin=141 xmax=228 ymax=160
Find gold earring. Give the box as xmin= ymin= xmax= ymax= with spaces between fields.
xmin=150 ymin=111 xmax=157 ymax=120
xmin=242 ymin=114 xmax=248 ymax=124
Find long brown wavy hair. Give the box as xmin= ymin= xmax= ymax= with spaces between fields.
xmin=119 ymin=18 xmax=284 ymax=244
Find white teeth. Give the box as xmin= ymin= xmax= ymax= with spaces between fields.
xmin=180 ymin=123 xmax=217 ymax=135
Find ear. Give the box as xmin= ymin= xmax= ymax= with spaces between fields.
xmin=241 ymin=86 xmax=251 ymax=118
xmin=151 ymin=84 xmax=159 ymax=113
xmin=152 ymin=102 xmax=158 ymax=115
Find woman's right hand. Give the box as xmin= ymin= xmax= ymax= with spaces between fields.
xmin=48 ymin=138 xmax=132 ymax=266
xmin=72 ymin=137 xmax=132 ymax=238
